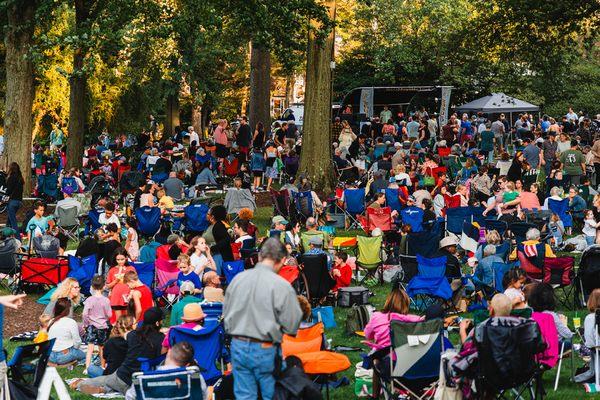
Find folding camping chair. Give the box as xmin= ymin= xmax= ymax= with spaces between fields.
xmin=445 ymin=207 xmax=471 ymax=236
xmin=299 ymin=253 xmax=336 ymax=307
xmin=16 ymin=256 xmax=69 ymax=293
xmin=135 ymin=206 xmax=162 ymax=237
xmin=201 ymin=302 xmax=223 ymax=324
xmin=474 ymin=317 xmax=545 ymax=399
xmin=517 ymin=242 xmax=545 ymax=281
xmin=55 ymin=205 xmax=81 ymax=243
xmin=0 ymin=237 xmax=20 ymax=292
xmin=576 ymin=245 xmax=600 ymax=306
xmin=406 ymin=255 xmax=453 ymax=312
xmin=547 ymin=198 xmax=573 ymax=230
xmin=224 ymin=187 xmax=256 ymax=216
xmin=131 ymin=261 xmax=155 ymax=289
xmin=365 ymin=207 xmax=393 ymax=234
xmin=67 ymin=254 xmax=97 ymax=295
xmin=293 ymin=190 xmax=316 ymax=223
xmin=400 ymin=206 xmax=424 ymax=233
xmin=168 ymin=323 xmax=228 ymax=385
xmin=223 ymin=260 xmax=245 ymax=285
xmin=85 ymin=208 xmax=102 ymax=236
xmin=397 ymin=255 xmax=419 ymax=293
xmin=271 ymin=189 xmax=292 ymax=220
xmin=406 ymin=222 xmax=442 ymax=258
xmin=385 ymin=188 xmax=403 ymax=215
xmin=543 ymin=256 xmax=575 ymax=309
xmin=343 ymin=188 xmax=366 ymax=230
xmin=7 ymin=339 xmax=55 ymax=389
xmin=281 ymin=322 xmax=351 ymax=400
xmin=509 ymin=221 xmax=537 ymax=246
xmin=32 ymin=234 xmax=60 ymax=259
xmin=154 ymin=259 xmax=180 ymax=308
xmin=356 ymin=235 xmax=383 ymax=285
xmin=181 ymin=203 xmax=209 ymax=235
xmin=485 ymin=218 xmax=508 ymax=237
xmin=133 ymin=366 xmax=205 ymax=400
xmin=371 ymin=319 xmax=444 ymax=400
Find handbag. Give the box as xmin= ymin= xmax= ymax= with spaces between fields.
xmin=311 ymin=306 xmax=336 ymax=329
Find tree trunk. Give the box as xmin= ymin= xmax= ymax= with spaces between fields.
xmin=3 ymin=0 xmax=37 ymax=194
xmin=300 ymin=0 xmax=336 ymax=194
xmin=67 ymin=0 xmax=91 ymax=169
xmin=191 ymin=104 xmax=202 ymax=140
xmin=248 ymin=43 xmax=271 ymax=128
xmin=165 ymin=93 xmax=180 ymax=140
xmin=285 ymin=75 xmax=293 ymax=108
xmin=67 ymin=50 xmax=87 ymax=168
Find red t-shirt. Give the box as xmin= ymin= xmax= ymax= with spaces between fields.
xmin=107 ymin=266 xmax=136 ymax=307
xmin=132 ymin=285 xmax=154 ymax=322
xmin=332 ymin=263 xmax=352 ymax=291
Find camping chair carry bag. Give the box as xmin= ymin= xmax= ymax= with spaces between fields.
xmin=338 ymin=286 xmax=370 ymax=307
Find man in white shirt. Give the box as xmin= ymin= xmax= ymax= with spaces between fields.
xmin=98 ymin=202 xmax=121 ymax=229
xmin=187 ymin=126 xmax=200 ymax=147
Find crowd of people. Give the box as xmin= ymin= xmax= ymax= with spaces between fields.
xmin=0 ymin=105 xmax=598 ymax=399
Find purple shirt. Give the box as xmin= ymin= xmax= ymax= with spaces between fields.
xmin=83 ymin=295 xmax=112 ymax=329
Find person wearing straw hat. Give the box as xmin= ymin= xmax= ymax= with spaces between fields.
xmin=162 ymin=303 xmax=206 ymax=351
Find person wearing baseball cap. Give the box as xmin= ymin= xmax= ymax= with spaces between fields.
xmin=162 ymin=303 xmax=206 ymax=350
xmin=304 ymin=235 xmax=333 ymax=269
xmin=271 ymin=215 xmax=288 ymax=231
xmin=55 ymin=184 xmax=83 ymax=216
xmin=169 ymin=281 xmax=202 ymax=326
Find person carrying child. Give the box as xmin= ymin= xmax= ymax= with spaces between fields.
xmin=82 ymin=275 xmax=112 ymax=375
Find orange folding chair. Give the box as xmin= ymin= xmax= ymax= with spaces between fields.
xmin=366 ymin=207 xmax=393 ymax=233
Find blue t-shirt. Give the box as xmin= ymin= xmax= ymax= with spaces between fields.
xmin=541 ymin=120 xmax=551 ymax=133
xmin=177 ymin=271 xmax=203 ymax=291
xmin=26 ymin=215 xmax=52 ymax=236
xmin=461 ymin=121 xmax=473 ymax=136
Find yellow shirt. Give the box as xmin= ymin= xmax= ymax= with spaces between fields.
xmin=33 ymin=330 xmax=48 ymax=344
xmin=158 ymin=196 xmax=175 ymax=210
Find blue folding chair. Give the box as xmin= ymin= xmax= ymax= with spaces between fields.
xmin=484 ymin=218 xmax=508 ymax=237
xmin=85 ymin=208 xmax=102 ymax=235
xmin=371 ymin=319 xmax=444 ymax=400
xmin=131 ymin=261 xmax=155 ymax=289
xmin=223 ymin=260 xmax=245 ymax=284
xmin=151 ymin=171 xmax=168 ymax=184
xmin=61 ymin=176 xmax=79 ymax=194
xmin=292 ymin=191 xmax=315 ymax=222
xmin=385 ymin=188 xmax=403 ymax=214
xmin=445 ymin=207 xmax=471 ymax=235
xmin=183 ymin=203 xmax=210 ymax=234
xmin=400 ymin=206 xmax=424 ymax=233
xmin=67 ymin=254 xmax=98 ymax=295
xmin=168 ymin=323 xmax=228 ymax=385
xmin=343 ymin=188 xmax=366 ymax=230
xmin=135 ymin=206 xmax=162 ymax=237
xmin=133 ymin=367 xmax=206 ymax=400
xmin=470 ymin=206 xmax=486 ymax=227
xmin=548 ymin=198 xmax=572 ymax=228
xmin=406 ymin=255 xmax=452 ymax=312
xmin=406 ymin=226 xmax=442 ymax=258
xmin=201 ymin=302 xmax=223 ymax=324
xmin=7 ymin=339 xmax=55 ymax=389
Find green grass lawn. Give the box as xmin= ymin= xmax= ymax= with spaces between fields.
xmin=3 ymin=205 xmax=597 ymax=399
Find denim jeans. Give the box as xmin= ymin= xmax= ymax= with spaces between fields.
xmin=231 ymin=339 xmax=277 ymax=400
xmin=586 ymin=236 xmax=596 ymax=246
xmin=87 ymin=364 xmax=105 ymax=378
xmin=7 ymin=200 xmax=21 ymax=232
xmin=49 ymin=347 xmax=85 ymax=365
xmin=213 ymin=253 xmax=223 ymax=276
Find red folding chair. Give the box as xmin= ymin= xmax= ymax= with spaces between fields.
xmin=17 ymin=256 xmax=69 ymax=292
xmin=543 ymin=256 xmax=575 ymax=309
xmin=366 ymin=207 xmax=393 ymax=233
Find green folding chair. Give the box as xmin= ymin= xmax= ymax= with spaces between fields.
xmin=356 ymin=235 xmax=383 ymax=285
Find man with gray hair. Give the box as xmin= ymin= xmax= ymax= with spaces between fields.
xmin=224 ymin=238 xmax=302 ymax=400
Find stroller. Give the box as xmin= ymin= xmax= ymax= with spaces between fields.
xmin=577 ymin=245 xmax=600 ymax=306
xmin=119 ymin=171 xmax=145 ymax=195
xmin=86 ymin=174 xmax=113 ymax=204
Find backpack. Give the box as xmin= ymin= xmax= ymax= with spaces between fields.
xmin=345 ymin=304 xmax=374 ymax=335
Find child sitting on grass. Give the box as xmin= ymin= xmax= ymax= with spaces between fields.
xmin=33 ymin=314 xmax=51 ymax=344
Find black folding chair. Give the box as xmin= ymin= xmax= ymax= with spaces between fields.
xmin=0 ymin=237 xmax=20 ymax=292
xmin=508 ymin=222 xmax=537 ymax=246
xmin=8 ymin=339 xmax=55 ymax=390
xmin=298 ymin=253 xmax=335 ymax=307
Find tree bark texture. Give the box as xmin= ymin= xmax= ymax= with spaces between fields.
xmin=300 ymin=0 xmax=336 ymax=194
xmin=165 ymin=93 xmax=180 ymax=139
xmin=67 ymin=0 xmax=91 ymax=168
xmin=3 ymin=0 xmax=37 ymax=193
xmin=248 ymin=43 xmax=271 ymax=128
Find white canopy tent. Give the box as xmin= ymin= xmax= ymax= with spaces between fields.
xmin=455 ymin=92 xmax=540 ymax=125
